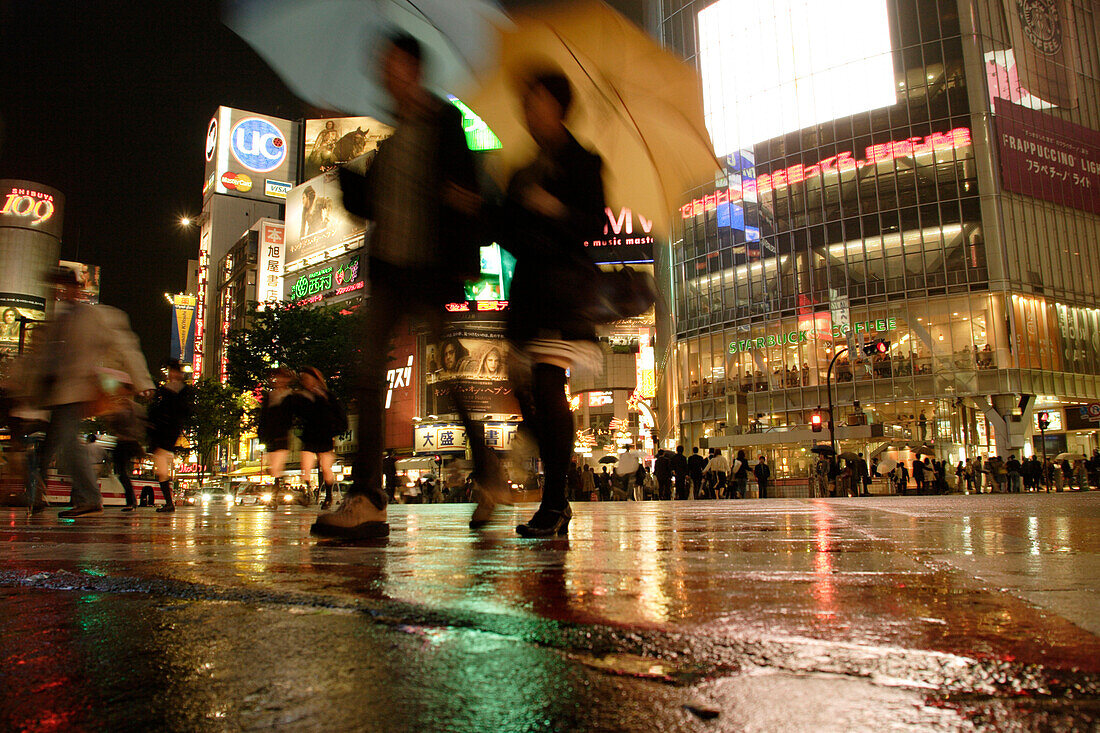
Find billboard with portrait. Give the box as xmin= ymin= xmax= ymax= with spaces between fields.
xmin=425 ymin=324 xmax=519 ymax=416
xmin=58 ymin=260 xmax=100 ymax=304
xmin=203 ymin=107 xmax=299 ymax=204
xmin=283 ymin=170 xmax=366 ymax=268
xmin=302 ymin=116 xmax=394 ymax=180
xmin=0 ymin=304 xmax=42 ymax=354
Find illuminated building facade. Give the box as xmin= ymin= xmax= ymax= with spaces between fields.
xmin=659 ymin=0 xmax=1100 ymax=476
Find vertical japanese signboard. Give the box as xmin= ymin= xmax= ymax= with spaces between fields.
xmin=256 ymin=221 xmax=285 ymax=308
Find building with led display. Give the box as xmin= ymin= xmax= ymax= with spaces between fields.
xmin=657 ymin=0 xmax=1100 ymax=478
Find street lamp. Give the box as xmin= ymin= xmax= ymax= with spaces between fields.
xmin=826 ymin=339 xmax=889 ymax=457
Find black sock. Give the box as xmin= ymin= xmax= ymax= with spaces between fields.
xmin=159 ymin=480 xmax=172 ymax=504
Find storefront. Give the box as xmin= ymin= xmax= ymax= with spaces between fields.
xmin=659 ymin=0 xmax=1100 ymax=476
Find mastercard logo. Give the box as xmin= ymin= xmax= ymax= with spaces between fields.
xmin=221 ymin=172 xmax=253 ymax=192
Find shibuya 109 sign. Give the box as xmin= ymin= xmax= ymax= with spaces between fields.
xmin=0 ymin=180 xmax=65 ymax=239
xmin=729 ymin=318 xmax=896 ymax=354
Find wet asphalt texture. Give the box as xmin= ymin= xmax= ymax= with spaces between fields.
xmin=1 ymin=494 xmax=1098 ymax=732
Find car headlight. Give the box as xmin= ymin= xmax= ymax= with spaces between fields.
xmin=261 ymin=493 xmax=272 ymax=502
xmin=283 ymin=493 xmax=293 ymax=502
xmin=226 ymin=496 xmax=234 ymax=505
xmin=201 ymin=493 xmax=211 ymax=503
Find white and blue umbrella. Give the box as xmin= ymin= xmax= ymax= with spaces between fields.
xmin=226 ymin=0 xmax=507 ymax=123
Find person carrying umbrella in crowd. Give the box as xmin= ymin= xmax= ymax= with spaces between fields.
xmin=313 ymin=33 xmax=504 ymax=539
xmin=258 ymin=366 xmax=298 ymax=508
xmin=147 ymin=359 xmax=194 ymax=513
xmin=492 ymin=70 xmax=609 ymax=536
xmin=296 ymin=366 xmax=346 ymax=510
xmin=26 ymin=267 xmax=153 ymax=517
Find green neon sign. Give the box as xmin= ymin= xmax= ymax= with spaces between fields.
xmin=728 ymin=318 xmax=897 ymax=354
xmin=449 ymin=97 xmax=502 ymax=152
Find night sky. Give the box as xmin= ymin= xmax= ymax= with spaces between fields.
xmin=0 ymin=0 xmax=648 ymax=368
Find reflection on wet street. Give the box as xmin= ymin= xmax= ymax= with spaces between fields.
xmin=1 ymin=494 xmax=1098 ymax=731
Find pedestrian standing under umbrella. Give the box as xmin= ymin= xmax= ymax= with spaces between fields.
xmin=497 ymin=71 xmax=607 ymax=536
xmin=296 ymin=367 xmax=346 ymax=510
xmin=147 ymin=359 xmax=194 ymax=513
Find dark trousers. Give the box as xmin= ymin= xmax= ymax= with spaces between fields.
xmin=674 ymin=472 xmax=688 ymax=499
xmin=351 ymin=262 xmax=495 ymax=510
xmin=112 ymin=443 xmax=142 ymax=506
xmin=757 ymin=480 xmax=767 ymax=499
xmin=656 ymin=476 xmax=672 ymax=500
xmin=520 ymin=364 xmax=571 ymax=511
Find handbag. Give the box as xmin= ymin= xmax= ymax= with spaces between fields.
xmin=588 ymin=266 xmax=658 ymax=323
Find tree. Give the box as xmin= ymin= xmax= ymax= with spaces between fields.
xmin=187 ymin=378 xmax=250 ymax=487
xmin=225 ymin=301 xmax=357 ymax=401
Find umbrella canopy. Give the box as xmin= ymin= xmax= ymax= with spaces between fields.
xmin=810 ymin=445 xmax=836 ymax=456
xmin=226 ymin=0 xmax=506 ymax=123
xmin=839 ymin=451 xmax=860 ymax=461
xmin=877 ymin=456 xmax=898 ymax=473
xmin=598 ymin=455 xmax=619 ymax=464
xmin=464 ymin=1 xmax=719 ymax=235
xmin=915 ymin=446 xmax=936 ymax=457
xmin=1055 ymin=452 xmax=1085 ymax=461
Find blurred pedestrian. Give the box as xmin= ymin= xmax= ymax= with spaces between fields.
xmin=581 ymin=463 xmax=596 ymax=501
xmin=147 ymin=359 xmax=194 ymax=512
xmin=496 ymin=71 xmax=607 ymax=537
xmin=320 ymin=32 xmax=500 ymax=539
xmin=616 ymin=444 xmax=644 ymax=498
xmin=31 ymin=267 xmax=152 ymax=517
xmin=297 ymin=366 xmax=346 ymax=510
xmin=258 ymin=367 xmax=297 ymax=508
xmin=688 ymin=447 xmax=706 ymax=498
xmin=672 ymin=445 xmax=689 ymax=499
xmin=731 ymin=450 xmax=749 ymax=499
xmin=103 ymin=382 xmax=146 ymax=511
xmin=704 ymin=449 xmax=729 ymax=498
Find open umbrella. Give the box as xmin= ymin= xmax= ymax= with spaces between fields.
xmin=810 ymin=445 xmax=836 ymax=456
xmin=464 ymin=1 xmax=719 ymax=235
xmin=1056 ymin=452 xmax=1085 ymax=461
xmin=225 ymin=0 xmax=506 ymax=123
xmin=916 ymin=445 xmax=936 ymax=457
xmin=839 ymin=451 xmax=860 ymax=461
xmin=877 ymin=456 xmax=898 ymax=473
xmin=598 ymin=455 xmax=619 ymax=464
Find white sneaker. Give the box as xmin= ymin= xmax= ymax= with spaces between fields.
xmin=310 ymin=494 xmax=388 ymax=538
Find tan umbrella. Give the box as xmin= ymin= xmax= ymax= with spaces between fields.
xmin=1055 ymin=452 xmax=1085 ymax=461
xmin=464 ymin=0 xmax=719 ymax=235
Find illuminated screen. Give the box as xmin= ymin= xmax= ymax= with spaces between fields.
xmin=698 ymin=0 xmax=897 ymax=156
xmin=464 ymin=244 xmax=516 ymax=301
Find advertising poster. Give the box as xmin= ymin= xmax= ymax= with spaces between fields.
xmin=1000 ymin=0 xmax=1078 ymax=109
xmin=994 ymin=98 xmax=1100 ymax=214
xmin=203 ymin=107 xmax=299 ymax=204
xmin=1011 ymin=295 xmax=1060 ymax=370
xmin=0 ymin=304 xmax=42 ymax=353
xmin=426 ymin=325 xmax=519 ymax=416
xmin=1056 ymin=303 xmax=1100 ymax=375
xmin=284 ymin=170 xmax=366 ymax=268
xmin=170 ymin=295 xmax=197 ymax=365
xmin=0 ymin=180 xmax=65 ymax=239
xmin=302 ymin=116 xmax=393 ymax=180
xmin=256 ymin=221 xmax=285 ymax=308
xmin=58 ymin=260 xmax=100 ymax=304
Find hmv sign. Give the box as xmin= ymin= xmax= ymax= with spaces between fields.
xmin=583 ymin=207 xmax=655 ymax=264
xmin=204 ymin=107 xmax=298 ymax=203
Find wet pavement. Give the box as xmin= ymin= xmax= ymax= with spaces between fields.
xmin=1 ymin=494 xmax=1098 ymax=731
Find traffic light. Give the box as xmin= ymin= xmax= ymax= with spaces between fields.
xmin=810 ymin=410 xmax=823 ymax=432
xmin=863 ymin=339 xmax=890 ymax=355
xmin=1038 ymin=411 xmax=1050 ymax=431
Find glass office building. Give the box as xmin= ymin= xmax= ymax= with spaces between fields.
xmin=658 ymin=0 xmax=1100 ymax=476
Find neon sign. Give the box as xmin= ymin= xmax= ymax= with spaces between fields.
xmin=1 ymin=189 xmax=55 ymax=225
xmin=584 ymin=207 xmax=655 ymax=248
xmin=230 ymin=117 xmax=287 ymax=173
xmin=728 ymin=318 xmax=897 ymax=354
xmin=682 ymin=128 xmax=972 ymax=218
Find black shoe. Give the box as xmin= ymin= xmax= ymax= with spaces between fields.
xmin=122 ymin=505 xmax=136 ymax=512
xmin=58 ymin=505 xmax=103 ymax=519
xmin=156 ymin=503 xmax=175 ymax=513
xmin=30 ymin=502 xmax=49 ymax=515
xmin=516 ymin=505 xmax=572 ymax=538
xmin=320 ymin=499 xmax=332 ymax=511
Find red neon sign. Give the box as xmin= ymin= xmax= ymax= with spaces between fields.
xmin=681 ymin=127 xmax=971 ymax=218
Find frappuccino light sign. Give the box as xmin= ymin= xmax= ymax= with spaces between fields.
xmin=728 ymin=318 xmax=896 ymax=354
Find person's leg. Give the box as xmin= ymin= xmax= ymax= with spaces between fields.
xmin=300 ymin=451 xmax=317 ymax=496
xmin=153 ymin=447 xmax=175 ymax=508
xmin=517 ymin=363 xmax=572 ymax=537
xmin=53 ymin=404 xmax=101 ymax=508
xmin=113 ymin=447 xmax=136 ymax=507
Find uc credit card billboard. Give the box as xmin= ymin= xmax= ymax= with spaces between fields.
xmin=203 ymin=107 xmax=299 ymax=204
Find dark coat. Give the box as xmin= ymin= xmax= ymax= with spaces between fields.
xmin=148 ymin=383 xmax=194 ymax=440
xmin=258 ymin=390 xmax=299 ymax=446
xmin=498 ymin=132 xmax=606 ymax=342
xmin=338 ymin=96 xmax=481 ymax=289
xmin=753 ymin=462 xmax=771 ymax=483
xmin=296 ymin=390 xmax=345 ymax=445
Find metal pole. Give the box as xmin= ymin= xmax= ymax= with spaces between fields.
xmin=826 ymin=347 xmax=848 ymax=459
